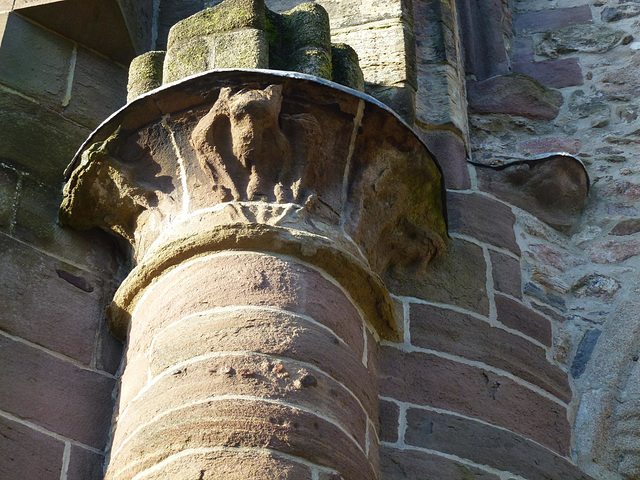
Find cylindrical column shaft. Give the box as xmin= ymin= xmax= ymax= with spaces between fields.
xmin=106 ymin=250 xmax=379 ymax=480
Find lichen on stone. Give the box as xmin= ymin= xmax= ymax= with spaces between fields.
xmin=127 ymin=51 xmax=165 ymax=102
xmin=166 ymin=0 xmax=266 ymax=51
xmin=331 ymin=43 xmax=364 ymax=91
xmin=151 ymin=0 xmax=362 ymax=89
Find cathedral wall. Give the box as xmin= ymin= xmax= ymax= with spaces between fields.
xmin=0 ymin=5 xmax=129 ymax=478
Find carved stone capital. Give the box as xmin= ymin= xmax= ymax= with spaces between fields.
xmin=61 ymin=70 xmax=448 ymax=340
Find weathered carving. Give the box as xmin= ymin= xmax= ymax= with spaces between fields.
xmin=60 ymin=133 xmax=154 ymax=245
xmin=192 ymin=85 xmax=301 ymax=203
xmin=473 ymin=153 xmax=589 ymax=233
xmin=61 ymin=71 xmax=448 ymax=338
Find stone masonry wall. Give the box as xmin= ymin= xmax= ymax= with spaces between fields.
xmin=0 ymin=6 xmax=129 ymax=480
xmin=2 ymin=0 xmax=640 ymax=478
xmin=463 ymin=1 xmax=640 ymax=479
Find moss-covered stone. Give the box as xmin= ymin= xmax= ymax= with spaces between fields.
xmin=268 ymin=2 xmax=332 ymax=80
xmin=213 ymin=29 xmax=269 ymax=69
xmin=164 ymin=0 xmax=269 ymax=84
xmin=127 ymin=51 xmax=165 ymax=102
xmin=164 ymin=37 xmax=210 ymax=84
xmin=166 ymin=0 xmax=266 ymax=50
xmin=331 ymin=43 xmax=364 ymax=91
xmin=160 ymin=0 xmax=361 ymax=86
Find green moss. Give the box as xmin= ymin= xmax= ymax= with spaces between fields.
xmin=167 ymin=0 xmax=266 ymax=50
xmin=127 ymin=51 xmax=165 ymax=101
xmin=331 ymin=43 xmax=364 ymax=91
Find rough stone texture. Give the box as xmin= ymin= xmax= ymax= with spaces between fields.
xmin=404 ymin=408 xmax=595 ymax=480
xmin=0 ymin=88 xmax=90 ymax=186
xmin=467 ymin=74 xmax=564 ymax=120
xmin=447 ymin=192 xmax=520 ymax=255
xmin=519 ymin=137 xmax=583 ymax=156
xmin=513 ymin=57 xmax=584 ymax=89
xmin=66 ymin=448 xmax=105 ymax=480
xmin=536 ymin=24 xmax=627 ymax=59
xmin=410 ymin=303 xmax=571 ymax=401
xmin=0 ymin=415 xmax=64 ymax=480
xmin=379 ymin=346 xmax=571 ymax=455
xmin=475 ymin=155 xmax=589 ymax=233
xmin=586 ymin=239 xmax=640 ymax=264
xmin=495 ymin=294 xmax=553 ymax=346
xmin=418 ymin=128 xmax=471 ymax=190
xmin=0 ymin=337 xmax=115 ymax=449
xmin=381 ymin=446 xmax=500 ymax=480
xmin=611 ymin=218 xmax=640 ymax=236
xmin=0 ymin=235 xmax=109 ymax=365
xmin=414 ymin=0 xmax=469 ymax=135
xmin=127 ymin=51 xmax=166 ymax=102
xmin=571 ymin=329 xmax=602 ymax=379
xmin=332 ymin=20 xmax=415 ymax=89
xmin=386 ymin=238 xmax=489 ymax=316
xmin=515 ymin=5 xmax=593 ymax=34
xmin=490 ymin=249 xmax=522 ymax=299
xmin=125 ymin=449 xmax=314 ymax=480
xmin=65 ymin=47 xmax=128 ymax=129
xmin=0 ymin=165 xmax=17 ymax=230
xmin=379 ymin=399 xmax=399 ymax=443
xmin=456 ymin=0 xmax=510 ymax=80
xmin=107 ymin=399 xmax=376 ymax=480
xmin=0 ymin=13 xmax=72 ymax=108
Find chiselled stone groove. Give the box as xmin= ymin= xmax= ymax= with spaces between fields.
xmin=383 ymin=342 xmax=569 ymax=407
xmin=147 ymin=305 xmax=353 ymax=358
xmin=116 ymin=350 xmax=374 ymax=431
xmin=127 ymin=447 xmax=339 ymax=480
xmin=114 ymin=394 xmax=367 ymax=458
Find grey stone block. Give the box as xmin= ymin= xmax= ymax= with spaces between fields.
xmin=0 ymin=13 xmax=72 ymax=109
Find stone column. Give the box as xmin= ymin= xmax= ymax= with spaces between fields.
xmin=60 ymin=70 xmax=447 ymax=480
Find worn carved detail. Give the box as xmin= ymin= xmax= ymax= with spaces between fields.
xmin=61 ymin=70 xmax=448 ymax=285
xmin=60 ymin=134 xmax=156 ymax=244
xmin=190 ymin=84 xmax=336 ymax=213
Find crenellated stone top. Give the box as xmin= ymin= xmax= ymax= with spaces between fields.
xmin=60 ymin=70 xmax=448 ymax=340
xmin=127 ymin=0 xmax=364 ymax=102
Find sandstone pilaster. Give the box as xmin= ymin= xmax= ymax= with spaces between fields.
xmin=60 ymin=70 xmax=447 ymax=479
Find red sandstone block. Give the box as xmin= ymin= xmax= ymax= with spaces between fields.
xmin=447 ymin=192 xmax=520 ymax=255
xmin=513 ymin=57 xmax=583 ymax=89
xmin=0 ymin=234 xmax=107 ymax=365
xmin=379 ymin=346 xmax=571 ymax=455
xmin=418 ymin=128 xmax=471 ymax=190
xmin=386 ymin=238 xmax=489 ymax=315
xmin=489 ymin=250 xmax=522 ymax=299
xmin=114 ymin=352 xmax=370 ymax=454
xmin=0 ymin=415 xmax=64 ymax=480
xmin=107 ymin=398 xmax=376 ymax=480
xmin=381 ymin=446 xmax=500 ymax=480
xmin=495 ymin=294 xmax=553 ymax=346
xmin=379 ymin=399 xmax=400 ymax=443
xmin=130 ymin=252 xmax=365 ymax=359
xmin=0 ymin=337 xmax=115 ymax=449
xmin=515 ymin=6 xmax=592 ymax=34
xmin=409 ymin=303 xmax=571 ymax=402
xmin=404 ymin=408 xmax=596 ymax=480
xmin=132 ymin=449 xmax=313 ymax=480
xmin=66 ymin=447 xmax=105 ymax=480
